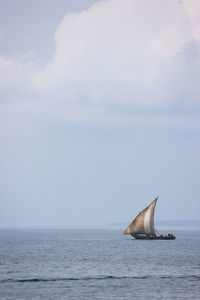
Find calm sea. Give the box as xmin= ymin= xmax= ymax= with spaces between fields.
xmin=0 ymin=228 xmax=200 ymax=299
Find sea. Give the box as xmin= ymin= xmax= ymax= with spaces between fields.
xmin=0 ymin=228 xmax=200 ymax=299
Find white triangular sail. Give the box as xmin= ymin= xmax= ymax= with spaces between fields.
xmin=123 ymin=198 xmax=158 ymax=235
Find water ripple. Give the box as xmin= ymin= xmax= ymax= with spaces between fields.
xmin=1 ymin=275 xmax=200 ymax=283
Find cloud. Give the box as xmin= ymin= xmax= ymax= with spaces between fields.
xmin=1 ymin=0 xmax=200 ymax=135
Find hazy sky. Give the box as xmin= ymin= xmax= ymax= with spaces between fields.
xmin=1 ymin=0 xmax=200 ymax=226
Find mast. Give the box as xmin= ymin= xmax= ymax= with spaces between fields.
xmin=123 ymin=197 xmax=158 ymax=235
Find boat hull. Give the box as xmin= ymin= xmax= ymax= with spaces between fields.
xmin=131 ymin=234 xmax=176 ymax=240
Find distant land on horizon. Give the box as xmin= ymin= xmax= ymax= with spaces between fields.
xmin=108 ymin=220 xmax=200 ymax=229
xmin=1 ymin=220 xmax=200 ymax=229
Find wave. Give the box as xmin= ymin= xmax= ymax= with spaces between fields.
xmin=1 ymin=275 xmax=200 ymax=283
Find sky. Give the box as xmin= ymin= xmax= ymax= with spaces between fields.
xmin=0 ymin=0 xmax=200 ymax=227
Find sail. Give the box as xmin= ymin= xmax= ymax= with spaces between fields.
xmin=123 ymin=198 xmax=158 ymax=235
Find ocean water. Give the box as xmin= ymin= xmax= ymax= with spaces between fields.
xmin=0 ymin=229 xmax=200 ymax=299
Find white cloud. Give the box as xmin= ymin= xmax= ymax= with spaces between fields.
xmin=35 ymin=0 xmax=200 ymax=107
xmin=1 ymin=0 xmax=200 ymax=134
xmin=0 ymin=56 xmax=35 ymax=88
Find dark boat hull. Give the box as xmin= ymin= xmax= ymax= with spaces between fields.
xmin=131 ymin=234 xmax=176 ymax=240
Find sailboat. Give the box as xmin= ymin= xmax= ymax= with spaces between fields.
xmin=123 ymin=197 xmax=175 ymax=239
